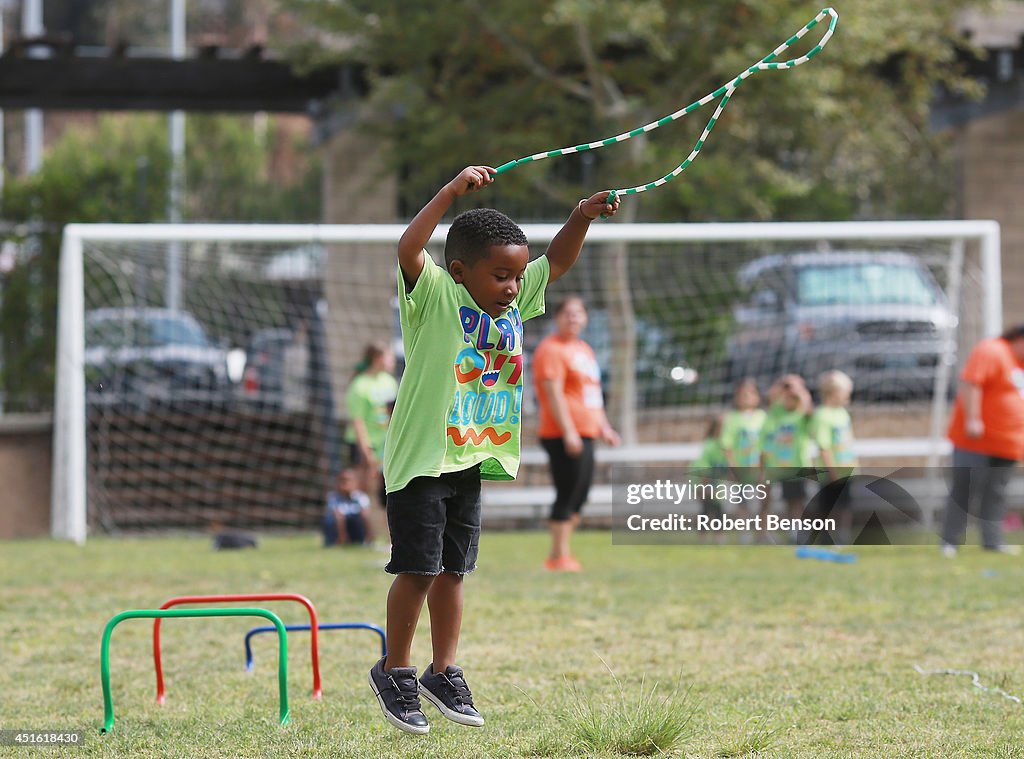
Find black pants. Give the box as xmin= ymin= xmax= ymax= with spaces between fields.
xmin=541 ymin=437 xmax=595 ymax=522
xmin=941 ymin=447 xmax=1017 ymax=548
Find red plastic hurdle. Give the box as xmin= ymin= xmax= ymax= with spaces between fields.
xmin=153 ymin=593 xmax=321 ymax=703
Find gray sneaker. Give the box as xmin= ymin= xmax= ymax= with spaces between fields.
xmin=368 ymin=657 xmax=429 ymax=735
xmin=418 ymin=663 xmax=484 ymax=727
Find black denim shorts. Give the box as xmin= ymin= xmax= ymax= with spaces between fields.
xmin=385 ymin=465 xmax=481 ymax=576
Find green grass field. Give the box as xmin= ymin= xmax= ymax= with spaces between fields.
xmin=2 ymin=531 xmax=1023 ymax=758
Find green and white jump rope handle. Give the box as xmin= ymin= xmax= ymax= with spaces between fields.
xmin=494 ymin=7 xmax=838 ymax=211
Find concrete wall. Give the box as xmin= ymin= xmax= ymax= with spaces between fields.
xmin=0 ymin=415 xmax=52 ymax=539
xmin=959 ymin=109 xmax=1024 ymax=329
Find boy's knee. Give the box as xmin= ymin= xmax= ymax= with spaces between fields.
xmin=395 ymin=572 xmax=435 ymax=591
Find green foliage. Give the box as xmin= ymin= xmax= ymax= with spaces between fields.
xmin=0 ymin=114 xmax=320 ymax=412
xmin=283 ymin=0 xmax=981 ymax=222
xmin=184 ymin=114 xmax=322 ymax=223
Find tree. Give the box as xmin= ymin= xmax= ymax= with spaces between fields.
xmin=282 ymin=0 xmax=984 ymax=223
xmin=0 ymin=113 xmax=320 ymax=412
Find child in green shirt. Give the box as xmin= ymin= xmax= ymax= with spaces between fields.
xmin=692 ymin=416 xmax=729 ymax=542
xmin=810 ymin=370 xmax=858 ymax=543
xmin=721 ymin=378 xmax=767 ymax=529
xmin=760 ymin=374 xmax=813 ymax=542
xmin=368 ymin=165 xmax=619 ymax=735
xmin=721 ymin=378 xmax=766 ymax=473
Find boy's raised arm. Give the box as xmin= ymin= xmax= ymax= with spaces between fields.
xmin=398 ymin=166 xmax=496 ymax=287
xmin=546 ymin=191 xmax=620 ymax=283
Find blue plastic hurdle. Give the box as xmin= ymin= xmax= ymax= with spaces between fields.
xmin=245 ymin=623 xmax=386 ymax=672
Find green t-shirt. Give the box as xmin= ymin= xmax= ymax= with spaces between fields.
xmin=691 ymin=437 xmax=728 ymax=476
xmin=810 ymin=405 xmax=857 ymax=473
xmin=383 ymin=253 xmax=549 ymax=493
xmin=720 ymin=409 xmax=766 ymax=469
xmin=344 ymin=371 xmax=399 ymax=458
xmin=760 ymin=403 xmax=811 ymax=474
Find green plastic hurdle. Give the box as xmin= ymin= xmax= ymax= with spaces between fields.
xmin=100 ymin=608 xmax=290 ymax=734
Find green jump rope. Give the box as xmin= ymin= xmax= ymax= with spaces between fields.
xmin=494 ymin=8 xmax=839 ymax=205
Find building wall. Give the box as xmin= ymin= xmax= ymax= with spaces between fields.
xmin=959 ymin=109 xmax=1024 ymax=329
xmin=0 ymin=416 xmax=52 ymax=539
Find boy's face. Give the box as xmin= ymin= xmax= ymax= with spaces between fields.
xmin=779 ymin=379 xmax=803 ymax=410
xmin=556 ymin=299 xmax=588 ymax=337
xmin=735 ymin=384 xmax=759 ymax=410
xmin=450 ymin=244 xmax=530 ymax=319
xmin=826 ymin=386 xmax=851 ymax=406
xmin=1010 ymin=336 xmax=1024 ymax=362
xmin=336 ymin=471 xmax=357 ymax=494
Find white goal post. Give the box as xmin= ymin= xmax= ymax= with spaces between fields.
xmin=53 ymin=220 xmax=1001 ymax=543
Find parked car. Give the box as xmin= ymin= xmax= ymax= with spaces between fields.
xmin=726 ymin=251 xmax=958 ymax=398
xmin=240 ymin=327 xmax=312 ymax=412
xmin=580 ymin=310 xmax=699 ymax=407
xmin=237 ymin=327 xmax=290 ymax=405
xmin=84 ymin=308 xmax=233 ymax=409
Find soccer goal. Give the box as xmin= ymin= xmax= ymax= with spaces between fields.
xmin=53 ymin=220 xmax=1001 ymax=543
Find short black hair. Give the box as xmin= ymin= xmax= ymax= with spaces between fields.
xmin=1002 ymin=323 xmax=1024 ymax=341
xmin=555 ymin=295 xmax=586 ymax=314
xmin=445 ymin=208 xmax=528 ymax=269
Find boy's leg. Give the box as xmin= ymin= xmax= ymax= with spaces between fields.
xmin=815 ymin=478 xmax=853 ymax=545
xmin=344 ymin=512 xmax=367 ymax=545
xmin=369 ymin=573 xmax=433 ymax=735
xmin=385 ymin=573 xmax=434 ymax=668
xmin=782 ymin=474 xmax=807 ymax=544
xmin=421 ymin=570 xmax=483 ymax=727
xmin=419 ymin=466 xmax=485 ymax=727
xmin=369 ymin=475 xmax=448 ymax=734
xmin=427 ymin=572 xmax=463 ymax=673
xmin=321 ymin=509 xmax=338 ymax=547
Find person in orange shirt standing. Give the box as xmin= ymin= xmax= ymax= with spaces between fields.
xmin=941 ymin=324 xmax=1024 ymax=555
xmin=534 ymin=296 xmax=620 ymax=571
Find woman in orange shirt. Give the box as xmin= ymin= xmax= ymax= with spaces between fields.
xmin=533 ymin=296 xmax=620 ymax=571
xmin=941 ymin=323 xmax=1024 ymax=555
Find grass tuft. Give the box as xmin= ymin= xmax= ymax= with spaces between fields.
xmin=715 ymin=714 xmax=783 ymax=757
xmin=562 ymin=659 xmax=695 ymax=756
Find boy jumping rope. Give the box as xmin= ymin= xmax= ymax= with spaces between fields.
xmin=368 ymin=165 xmax=619 ymax=734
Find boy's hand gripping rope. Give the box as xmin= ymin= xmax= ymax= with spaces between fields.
xmin=494 ymin=8 xmax=839 ymax=206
